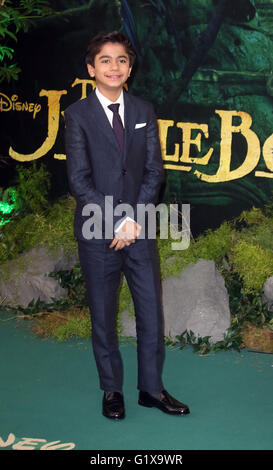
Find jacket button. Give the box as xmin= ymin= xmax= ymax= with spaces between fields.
xmin=122 ymin=168 xmax=127 ymax=175
xmin=118 ymin=199 xmax=123 ymax=203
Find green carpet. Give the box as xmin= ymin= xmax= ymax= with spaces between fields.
xmin=0 ymin=311 xmax=272 ymax=450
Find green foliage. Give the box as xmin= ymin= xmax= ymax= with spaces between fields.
xmin=0 ymin=194 xmax=77 ymax=264
xmin=235 ymin=207 xmax=273 ymax=252
xmin=10 ymin=296 xmax=56 ymax=316
xmin=1 ymin=194 xmax=272 ymax=352
xmin=41 ymin=196 xmax=77 ymax=256
xmin=0 ymin=161 xmax=51 ymax=229
xmin=51 ymin=263 xmax=88 ymax=310
xmin=237 ymin=207 xmax=266 ymax=226
xmin=232 ymin=241 xmax=273 ymax=293
xmin=222 ymin=264 xmax=273 ymax=328
xmin=170 ymin=327 xmax=243 ymax=356
xmin=194 ymin=222 xmax=235 ymax=263
xmin=0 ymin=212 xmax=44 ymax=263
xmin=0 ymin=160 xmax=57 ymax=263
xmin=227 ymin=206 xmax=273 ymax=293
xmin=0 ymin=185 xmax=17 ymax=203
xmin=0 ymin=45 xmax=13 ymax=60
xmin=14 ymin=161 xmax=51 ymax=214
xmin=0 ymin=186 xmax=18 ymax=225
xmin=263 ymin=197 xmax=273 ymax=218
xmin=54 ymin=314 xmax=91 ymax=342
xmin=158 ymin=221 xmax=234 ymax=279
xmin=0 ymin=0 xmax=59 ymax=82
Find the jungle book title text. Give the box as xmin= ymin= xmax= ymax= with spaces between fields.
xmin=1 ymin=79 xmax=272 ymax=182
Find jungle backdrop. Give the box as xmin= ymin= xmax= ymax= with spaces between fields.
xmin=0 ymin=0 xmax=273 ymax=236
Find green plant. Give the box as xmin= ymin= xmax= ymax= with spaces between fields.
xmin=223 ymin=260 xmax=273 ymax=326
xmin=236 ymin=206 xmax=266 ymax=226
xmin=171 ymin=327 xmax=243 ymax=356
xmin=0 ymin=186 xmax=19 ymax=225
xmin=0 ymin=0 xmax=59 ymax=83
xmin=53 ymin=313 xmax=91 ymax=342
xmin=50 ymin=263 xmax=88 ymax=309
xmin=6 ymin=296 xmax=55 ymax=316
xmin=232 ymin=241 xmax=273 ymax=293
xmin=0 ymin=194 xmax=76 ymax=264
xmin=233 ymin=206 xmax=273 ymax=252
xmin=158 ymin=220 xmax=234 ymax=279
xmin=0 ymin=212 xmax=45 ymax=263
xmin=14 ymin=161 xmax=51 ymax=215
xmin=1 ymin=195 xmax=273 ymax=353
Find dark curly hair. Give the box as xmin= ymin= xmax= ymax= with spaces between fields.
xmin=85 ymin=31 xmax=136 ymax=67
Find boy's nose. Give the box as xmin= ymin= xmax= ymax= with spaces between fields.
xmin=110 ymin=62 xmax=119 ymax=70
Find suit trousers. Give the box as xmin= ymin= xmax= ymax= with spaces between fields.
xmin=77 ymin=237 xmax=165 ymax=394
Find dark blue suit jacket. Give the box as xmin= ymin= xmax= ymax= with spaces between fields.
xmin=64 ymin=89 xmax=164 ymax=241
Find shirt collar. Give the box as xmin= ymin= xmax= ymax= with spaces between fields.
xmin=95 ymin=86 xmax=124 ymax=109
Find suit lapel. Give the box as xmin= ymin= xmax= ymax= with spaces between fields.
xmin=123 ymin=91 xmax=137 ymax=166
xmin=86 ymin=89 xmax=137 ymax=166
xmin=87 ymin=91 xmax=121 ymax=155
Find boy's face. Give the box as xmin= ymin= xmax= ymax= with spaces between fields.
xmin=87 ymin=42 xmax=132 ymax=96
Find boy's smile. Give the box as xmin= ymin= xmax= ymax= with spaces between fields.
xmin=87 ymin=42 xmax=132 ymax=101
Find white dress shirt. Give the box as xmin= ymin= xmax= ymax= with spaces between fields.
xmin=95 ymin=87 xmax=135 ymax=235
xmin=95 ymin=86 xmax=125 ymax=126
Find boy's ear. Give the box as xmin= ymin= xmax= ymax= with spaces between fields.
xmin=87 ymin=63 xmax=95 ymax=78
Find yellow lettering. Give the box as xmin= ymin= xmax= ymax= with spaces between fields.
xmin=195 ymin=110 xmax=260 ymax=182
xmin=40 ymin=440 xmax=75 ymax=450
xmin=0 ymin=92 xmax=41 ymax=118
xmin=157 ymin=119 xmax=179 ymax=162
xmin=0 ymin=92 xmax=12 ymax=111
xmin=21 ymin=102 xmax=28 ymax=111
xmin=15 ymin=101 xmax=22 ymax=111
xmin=177 ymin=122 xmax=214 ymax=165
xmin=0 ymin=433 xmax=15 ymax=447
xmin=163 ymin=164 xmax=191 ymax=172
xmin=71 ymin=78 xmax=95 ymax=99
xmin=11 ymin=94 xmax=18 ymax=110
xmin=12 ymin=437 xmax=47 ymax=450
xmin=9 ymin=89 xmax=67 ymax=162
xmin=54 ymin=154 xmax=66 ymax=160
xmin=33 ymin=103 xmax=41 ymax=119
xmin=255 ymin=133 xmax=273 ymax=178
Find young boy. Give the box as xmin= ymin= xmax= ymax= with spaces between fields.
xmin=64 ymin=31 xmax=190 ymax=419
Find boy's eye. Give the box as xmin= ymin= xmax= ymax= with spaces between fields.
xmin=100 ymin=58 xmax=127 ymax=64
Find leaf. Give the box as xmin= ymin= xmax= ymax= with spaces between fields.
xmin=0 ymin=46 xmax=14 ymax=61
xmin=0 ymin=62 xmax=21 ymax=83
xmin=188 ymin=330 xmax=196 ymax=342
xmin=5 ymin=29 xmax=17 ymax=41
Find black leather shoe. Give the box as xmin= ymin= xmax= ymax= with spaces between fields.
xmin=138 ymin=389 xmax=190 ymax=415
xmin=102 ymin=391 xmax=125 ymax=420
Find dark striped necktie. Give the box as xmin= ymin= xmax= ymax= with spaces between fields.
xmin=108 ymin=103 xmax=124 ymax=152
